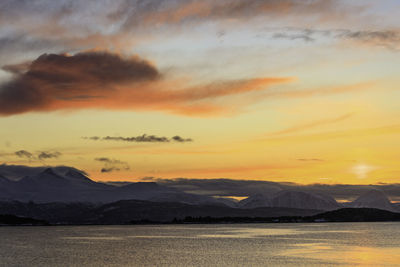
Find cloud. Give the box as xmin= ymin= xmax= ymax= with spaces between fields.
xmin=270 ymin=28 xmax=400 ymax=50
xmin=15 ymin=150 xmax=33 ymax=159
xmin=297 ymin=158 xmax=324 ymax=162
xmin=338 ymin=30 xmax=400 ymax=50
xmin=84 ymin=134 xmax=193 ymax=143
xmin=101 ymin=167 xmax=122 ymax=173
xmin=267 ymin=113 xmax=353 ymax=136
xmin=38 ymin=151 xmax=61 ymax=160
xmin=0 ymin=0 xmax=359 ymax=30
xmin=172 ymin=136 xmax=193 ymax=142
xmin=94 ymin=157 xmax=130 ymax=173
xmin=0 ymin=0 xmax=368 ymax=67
xmin=272 ymin=31 xmax=315 ymax=42
xmin=121 ymin=0 xmax=351 ymax=27
xmin=0 ymin=51 xmax=160 ymax=115
xmin=103 ymin=135 xmax=169 ymax=143
xmin=0 ymin=51 xmax=292 ymax=116
xmin=95 ymin=157 xmax=124 ymax=163
xmin=14 ymin=150 xmax=61 ymax=161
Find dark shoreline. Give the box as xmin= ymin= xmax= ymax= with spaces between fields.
xmin=2 ymin=208 xmax=400 ymax=226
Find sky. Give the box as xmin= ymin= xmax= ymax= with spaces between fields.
xmin=0 ymin=0 xmax=399 ymax=184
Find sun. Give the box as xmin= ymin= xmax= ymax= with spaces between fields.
xmin=351 ymin=164 xmax=377 ymax=179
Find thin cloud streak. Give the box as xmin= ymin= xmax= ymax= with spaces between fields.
xmin=83 ymin=135 xmax=193 ymax=143
xmin=270 ymin=28 xmax=400 ymax=50
xmin=267 ymin=113 xmax=354 ymax=136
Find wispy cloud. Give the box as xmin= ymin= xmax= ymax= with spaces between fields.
xmin=297 ymin=158 xmax=324 ymax=162
xmin=0 ymin=0 xmax=366 ymax=66
xmin=14 ymin=150 xmax=62 ymax=161
xmin=270 ymin=28 xmax=400 ymax=50
xmin=339 ymin=30 xmax=400 ymax=51
xmin=38 ymin=151 xmax=61 ymax=160
xmin=122 ymin=0 xmax=354 ymax=27
xmin=15 ymin=150 xmax=33 ymax=159
xmin=267 ymin=113 xmax=353 ymax=136
xmin=94 ymin=157 xmax=130 ymax=173
xmin=84 ymin=134 xmax=193 ymax=143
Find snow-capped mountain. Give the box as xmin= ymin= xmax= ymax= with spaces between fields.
xmin=350 ymin=190 xmax=398 ymax=212
xmin=270 ymin=191 xmax=341 ymax=211
xmin=238 ymin=193 xmax=272 ymax=208
xmin=239 ymin=190 xmax=341 ymax=210
xmin=0 ymin=165 xmax=231 ymax=206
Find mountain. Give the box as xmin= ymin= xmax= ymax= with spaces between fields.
xmin=1 ymin=164 xmax=397 ymax=212
xmin=270 ymin=191 xmax=340 ymax=210
xmin=239 ymin=190 xmax=341 ymax=210
xmin=350 ymin=190 xmax=398 ymax=212
xmin=0 ymin=174 xmax=11 ymax=186
xmin=0 ymin=175 xmax=13 ymax=200
xmin=0 ymin=166 xmax=231 ymax=206
xmin=4 ymin=168 xmax=112 ymax=203
xmin=239 ymin=194 xmax=272 ymax=208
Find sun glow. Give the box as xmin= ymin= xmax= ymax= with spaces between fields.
xmin=351 ymin=164 xmax=377 ymax=179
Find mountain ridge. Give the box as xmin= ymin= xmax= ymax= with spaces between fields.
xmin=0 ymin=164 xmax=398 ymax=212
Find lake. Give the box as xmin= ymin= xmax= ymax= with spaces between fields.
xmin=0 ymin=222 xmax=399 ymax=266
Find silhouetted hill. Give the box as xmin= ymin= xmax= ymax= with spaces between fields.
xmin=168 ymin=208 xmax=400 ymax=224
xmin=306 ymin=208 xmax=400 ymax=222
xmin=0 ymin=214 xmax=48 ymax=226
xmin=0 ymin=200 xmax=321 ymax=224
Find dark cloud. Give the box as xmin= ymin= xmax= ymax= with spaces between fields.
xmin=272 ymin=32 xmax=315 ymax=42
xmin=101 ymin=167 xmax=121 ymax=173
xmin=95 ymin=157 xmax=123 ymax=163
xmin=84 ymin=135 xmax=193 ymax=143
xmin=95 ymin=157 xmax=130 ymax=173
xmin=1 ymin=61 xmax=31 ymax=75
xmin=14 ymin=150 xmax=61 ymax=161
xmin=15 ymin=150 xmax=33 ymax=159
xmin=38 ymin=151 xmax=61 ymax=160
xmin=172 ymin=136 xmax=193 ymax=142
xmin=0 ymin=51 xmax=291 ymax=117
xmin=103 ymin=135 xmax=169 ymax=143
xmin=0 ymin=51 xmax=160 ymax=115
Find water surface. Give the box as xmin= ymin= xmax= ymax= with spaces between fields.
xmin=0 ymin=222 xmax=399 ymax=266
